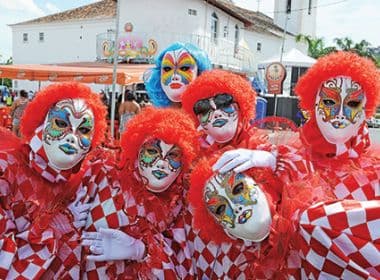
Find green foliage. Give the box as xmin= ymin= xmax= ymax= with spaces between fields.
xmin=0 ymin=56 xmax=13 ymax=89
xmin=296 ymin=35 xmax=380 ymax=67
xmin=295 ymin=34 xmax=336 ymax=58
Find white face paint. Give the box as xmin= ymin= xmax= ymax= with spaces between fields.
xmin=204 ymin=172 xmax=272 ymax=242
xmin=160 ymin=48 xmax=199 ymax=102
xmin=138 ymin=138 xmax=182 ymax=193
xmin=315 ymin=76 xmax=366 ymax=145
xmin=42 ymin=98 xmax=94 ymax=170
xmin=193 ymin=94 xmax=239 ymax=143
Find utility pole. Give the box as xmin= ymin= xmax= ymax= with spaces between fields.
xmin=110 ymin=0 xmax=121 ymax=139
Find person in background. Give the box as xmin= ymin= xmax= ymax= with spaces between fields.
xmin=10 ymin=89 xmax=28 ymax=136
xmin=140 ymin=94 xmax=152 ymax=108
xmin=118 ymin=89 xmax=141 ymax=134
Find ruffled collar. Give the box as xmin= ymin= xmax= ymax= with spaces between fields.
xmin=126 ymin=166 xmax=186 ymax=232
xmin=300 ymin=117 xmax=370 ymax=161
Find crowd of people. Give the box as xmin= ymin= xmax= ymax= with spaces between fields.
xmin=0 ymin=42 xmax=379 ymax=280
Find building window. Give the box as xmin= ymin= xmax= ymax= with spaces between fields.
xmin=257 ymin=42 xmax=262 ymax=52
xmin=23 ymin=33 xmax=28 ymax=43
xmin=308 ymin=0 xmax=312 ymax=14
xmin=211 ymin=12 xmax=218 ymax=43
xmin=290 ymin=67 xmax=308 ymax=95
xmin=223 ymin=26 xmax=228 ymax=38
xmin=234 ymin=25 xmax=239 ymax=54
xmin=39 ymin=32 xmax=44 ymax=42
xmin=188 ymin=9 xmax=197 ymax=16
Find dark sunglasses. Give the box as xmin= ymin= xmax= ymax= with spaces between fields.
xmin=193 ymin=93 xmax=234 ymax=115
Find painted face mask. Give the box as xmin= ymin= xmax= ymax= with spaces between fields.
xmin=160 ymin=48 xmax=198 ymax=102
xmin=42 ymin=98 xmax=94 ymax=170
xmin=138 ymin=138 xmax=182 ymax=193
xmin=193 ymin=93 xmax=239 ymax=143
xmin=204 ymin=172 xmax=272 ymax=242
xmin=315 ymin=76 xmax=366 ymax=145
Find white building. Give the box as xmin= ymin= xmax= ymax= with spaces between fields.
xmin=9 ymin=0 xmax=317 ymax=95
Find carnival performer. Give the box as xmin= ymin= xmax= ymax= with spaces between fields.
xmin=0 ymin=83 xmax=107 ymax=279
xmin=144 ymin=41 xmax=211 ymax=107
xmin=81 ymin=107 xmax=200 ymax=279
xmin=290 ymin=51 xmax=380 ymax=279
xmin=187 ymin=154 xmax=334 ymax=279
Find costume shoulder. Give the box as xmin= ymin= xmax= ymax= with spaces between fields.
xmin=0 ymin=127 xmax=22 ymax=151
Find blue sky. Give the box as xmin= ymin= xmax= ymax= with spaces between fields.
xmin=1 ymin=0 xmax=379 ymax=62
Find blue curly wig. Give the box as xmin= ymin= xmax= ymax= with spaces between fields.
xmin=144 ymin=42 xmax=212 ymax=107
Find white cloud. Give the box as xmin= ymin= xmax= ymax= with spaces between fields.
xmin=45 ymin=2 xmax=61 ymax=14
xmin=0 ymin=0 xmax=45 ymax=18
xmin=317 ymin=0 xmax=380 ymax=47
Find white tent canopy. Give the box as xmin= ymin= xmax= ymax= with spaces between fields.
xmin=258 ymin=48 xmax=316 ymax=69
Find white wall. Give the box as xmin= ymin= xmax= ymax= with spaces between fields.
xmin=273 ymin=0 xmax=317 ymax=37
xmin=12 ymin=18 xmax=115 ymax=64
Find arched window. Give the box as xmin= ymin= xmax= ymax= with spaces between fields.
xmin=211 ymin=12 xmax=218 ymax=43
xmin=234 ymin=24 xmax=239 ymax=54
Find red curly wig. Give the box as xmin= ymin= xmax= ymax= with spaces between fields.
xmin=295 ymin=51 xmax=380 ymax=117
xmin=182 ymin=69 xmax=256 ymax=124
xmin=20 ymin=83 xmax=107 ymax=148
xmin=119 ymin=107 xmax=200 ymax=171
xmin=188 ymin=154 xmax=278 ymax=245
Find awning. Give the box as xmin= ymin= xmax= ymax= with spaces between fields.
xmin=0 ymin=63 xmax=154 ymax=85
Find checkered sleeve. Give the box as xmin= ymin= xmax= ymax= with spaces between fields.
xmin=276 ymin=144 xmax=314 ymax=182
xmin=0 ymin=207 xmax=18 ymax=278
xmin=297 ymin=199 xmax=380 ymax=279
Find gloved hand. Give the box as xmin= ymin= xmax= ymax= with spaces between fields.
xmin=67 ymin=186 xmax=91 ymax=229
xmin=81 ymin=228 xmax=146 ymax=262
xmin=212 ymin=149 xmax=276 ymax=173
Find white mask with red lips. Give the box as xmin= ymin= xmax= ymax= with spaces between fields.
xmin=137 ymin=138 xmax=182 ymax=193
xmin=315 ymin=76 xmax=366 ymax=155
xmin=42 ymin=98 xmax=94 ymax=170
xmin=160 ymin=48 xmax=198 ymax=102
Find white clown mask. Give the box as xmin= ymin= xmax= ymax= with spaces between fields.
xmin=138 ymin=138 xmax=182 ymax=193
xmin=194 ymin=93 xmax=239 ymax=143
xmin=315 ymin=76 xmax=366 ymax=146
xmin=160 ymin=48 xmax=198 ymax=102
xmin=42 ymin=98 xmax=94 ymax=170
xmin=204 ymin=172 xmax=272 ymax=242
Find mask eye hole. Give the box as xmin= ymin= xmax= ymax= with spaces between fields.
xmin=78 ymin=127 xmax=91 ymax=134
xmin=347 ymin=100 xmax=361 ymax=108
xmin=323 ymin=99 xmax=336 ymax=106
xmin=232 ymin=183 xmax=244 ymax=195
xmin=215 ymin=204 xmax=226 ymax=216
xmin=55 ymin=119 xmax=68 ymax=128
xmin=162 ymin=66 xmax=172 ymax=72
xmin=147 ymin=149 xmax=158 ymax=155
xmin=180 ymin=66 xmax=190 ymax=71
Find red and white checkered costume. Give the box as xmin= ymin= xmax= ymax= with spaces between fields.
xmin=0 ymin=82 xmax=108 ymax=279
xmin=289 ymin=51 xmax=380 ymax=278
xmin=80 ymin=107 xmax=200 ymax=279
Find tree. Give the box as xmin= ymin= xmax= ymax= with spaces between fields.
xmin=1 ymin=56 xmax=13 ymax=89
xmin=334 ymin=37 xmax=377 ymax=64
xmin=295 ymin=34 xmax=336 ymax=59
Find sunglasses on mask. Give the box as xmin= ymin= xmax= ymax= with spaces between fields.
xmin=193 ymin=93 xmax=235 ymax=115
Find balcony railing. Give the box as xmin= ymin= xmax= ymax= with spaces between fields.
xmin=96 ymin=31 xmax=254 ymax=73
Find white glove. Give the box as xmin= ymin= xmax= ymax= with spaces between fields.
xmin=81 ymin=228 xmax=146 ymax=262
xmin=68 ymin=186 xmax=91 ymax=229
xmin=212 ymin=149 xmax=277 ymax=173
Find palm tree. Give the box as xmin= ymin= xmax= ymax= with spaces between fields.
xmin=334 ymin=37 xmax=377 ymax=63
xmin=295 ymin=34 xmax=336 ymax=58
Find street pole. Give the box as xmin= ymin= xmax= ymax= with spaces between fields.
xmin=110 ymin=0 xmax=121 ymax=139
xmin=274 ymin=13 xmax=289 ymax=117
